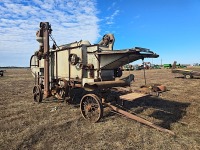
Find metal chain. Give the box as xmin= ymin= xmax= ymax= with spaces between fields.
xmin=49 ymin=34 xmax=61 ymax=50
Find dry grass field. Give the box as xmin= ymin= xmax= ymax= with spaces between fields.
xmin=0 ymin=68 xmax=200 ymax=150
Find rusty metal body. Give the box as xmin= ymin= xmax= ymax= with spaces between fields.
xmin=30 ymin=22 xmax=175 ymax=135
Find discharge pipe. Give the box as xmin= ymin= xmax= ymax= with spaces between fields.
xmin=84 ymin=74 xmax=134 ymax=90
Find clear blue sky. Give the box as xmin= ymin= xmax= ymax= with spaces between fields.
xmin=0 ymin=0 xmax=199 ymax=67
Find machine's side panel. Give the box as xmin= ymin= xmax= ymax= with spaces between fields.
xmin=70 ymin=47 xmax=83 ymax=80
xmin=54 ymin=47 xmax=83 ymax=80
xmin=87 ymin=45 xmax=99 ymax=79
xmin=38 ymin=59 xmax=44 ymax=77
xmin=55 ymin=50 xmax=69 ymax=78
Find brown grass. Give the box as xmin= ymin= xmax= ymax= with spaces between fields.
xmin=0 ymin=68 xmax=200 ymax=150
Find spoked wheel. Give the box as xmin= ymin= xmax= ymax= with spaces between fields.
xmin=33 ymin=85 xmax=43 ymax=102
xmin=184 ymin=74 xmax=192 ymax=79
xmin=80 ymin=94 xmax=103 ymax=123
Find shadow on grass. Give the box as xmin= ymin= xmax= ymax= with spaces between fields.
xmin=41 ymin=98 xmax=65 ymax=103
xmin=121 ymin=96 xmax=190 ymax=129
xmin=35 ymin=87 xmax=190 ymax=130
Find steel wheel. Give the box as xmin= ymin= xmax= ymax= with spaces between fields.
xmin=184 ymin=74 xmax=191 ymax=79
xmin=80 ymin=94 xmax=103 ymax=123
xmin=33 ymin=85 xmax=43 ymax=102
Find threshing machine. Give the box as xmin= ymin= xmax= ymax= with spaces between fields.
xmin=30 ymin=22 xmax=174 ymax=135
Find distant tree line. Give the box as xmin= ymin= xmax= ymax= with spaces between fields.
xmin=0 ymin=66 xmax=30 ymax=69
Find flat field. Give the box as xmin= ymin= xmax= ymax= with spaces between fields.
xmin=0 ymin=68 xmax=200 ymax=150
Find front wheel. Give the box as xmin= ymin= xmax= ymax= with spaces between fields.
xmin=80 ymin=94 xmax=103 ymax=122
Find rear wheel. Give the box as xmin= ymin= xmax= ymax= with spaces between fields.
xmin=80 ymin=94 xmax=103 ymax=122
xmin=33 ymin=85 xmax=43 ymax=102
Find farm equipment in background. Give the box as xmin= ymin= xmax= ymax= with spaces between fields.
xmin=151 ymin=64 xmax=161 ymax=69
xmin=172 ymin=61 xmax=200 ymax=79
xmin=0 ymin=70 xmax=4 ymax=77
xmin=122 ymin=62 xmax=152 ymax=71
xmin=122 ymin=64 xmax=134 ymax=71
xmin=30 ymin=22 xmax=175 ymax=135
xmin=163 ymin=64 xmax=172 ymax=69
xmin=143 ymin=62 xmax=151 ymax=69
